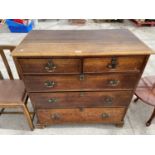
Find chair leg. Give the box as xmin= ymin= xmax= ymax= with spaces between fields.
xmin=22 ymin=104 xmax=34 ymax=131
xmin=25 ymin=95 xmax=29 ymax=105
xmin=146 ymin=107 xmax=155 ymax=127
xmin=0 ymin=108 xmax=5 ymax=115
xmin=134 ymin=96 xmax=139 ymax=103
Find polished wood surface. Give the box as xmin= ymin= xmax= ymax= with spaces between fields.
xmin=18 ymin=58 xmax=81 ymax=74
xmin=13 ymin=30 xmax=151 ymax=128
xmin=24 ymin=73 xmax=140 ymax=92
xmin=37 ymin=108 xmax=125 ymax=124
xmin=30 ymin=91 xmax=133 ymax=109
xmin=18 ymin=55 xmax=146 ymax=74
xmin=12 ymin=29 xmax=153 ymax=57
xmin=83 ymin=56 xmax=146 ymax=73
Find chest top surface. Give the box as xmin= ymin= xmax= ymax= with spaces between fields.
xmin=12 ymin=29 xmax=153 ymax=57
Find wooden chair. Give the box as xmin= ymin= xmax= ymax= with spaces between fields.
xmin=134 ymin=76 xmax=155 ymax=126
xmin=0 ymin=45 xmax=34 ymax=130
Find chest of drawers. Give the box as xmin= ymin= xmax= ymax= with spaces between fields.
xmin=12 ymin=29 xmax=153 ymax=128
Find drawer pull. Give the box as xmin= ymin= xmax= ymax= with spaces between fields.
xmin=51 ymin=113 xmax=61 ymax=120
xmin=103 ymin=96 xmax=113 ymax=105
xmin=79 ymin=92 xmax=85 ymax=97
xmin=44 ymin=80 xmax=56 ymax=88
xmin=79 ymin=107 xmax=84 ymax=112
xmin=108 ymin=80 xmax=120 ymax=86
xmin=80 ymin=74 xmax=85 ymax=80
xmin=107 ymin=57 xmax=117 ymax=69
xmin=101 ymin=113 xmax=110 ymax=119
xmin=48 ymin=98 xmax=58 ymax=103
xmin=45 ymin=60 xmax=56 ymax=72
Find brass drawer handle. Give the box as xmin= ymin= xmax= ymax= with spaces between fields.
xmin=103 ymin=96 xmax=113 ymax=105
xmin=101 ymin=113 xmax=110 ymax=119
xmin=44 ymin=80 xmax=56 ymax=88
xmin=79 ymin=92 xmax=85 ymax=97
xmin=48 ymin=98 xmax=58 ymax=103
xmin=107 ymin=57 xmax=118 ymax=69
xmin=108 ymin=80 xmax=120 ymax=86
xmin=79 ymin=74 xmax=85 ymax=81
xmin=79 ymin=107 xmax=84 ymax=112
xmin=45 ymin=60 xmax=56 ymax=72
xmin=51 ymin=113 xmax=61 ymax=120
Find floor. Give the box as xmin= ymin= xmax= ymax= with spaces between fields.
xmin=0 ymin=19 xmax=155 ymax=134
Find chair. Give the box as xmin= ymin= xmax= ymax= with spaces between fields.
xmin=134 ymin=76 xmax=155 ymax=126
xmin=0 ymin=45 xmax=34 ymax=130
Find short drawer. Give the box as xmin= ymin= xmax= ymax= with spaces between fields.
xmin=30 ymin=91 xmax=133 ymax=109
xmin=83 ymin=56 xmax=146 ymax=73
xmin=24 ymin=73 xmax=140 ymax=92
xmin=37 ymin=108 xmax=125 ymax=124
xmin=18 ymin=58 xmax=81 ymax=74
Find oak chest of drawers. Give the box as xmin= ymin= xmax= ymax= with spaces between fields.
xmin=12 ymin=29 xmax=153 ymax=128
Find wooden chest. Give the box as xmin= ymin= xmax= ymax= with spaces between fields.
xmin=12 ymin=29 xmax=153 ymax=128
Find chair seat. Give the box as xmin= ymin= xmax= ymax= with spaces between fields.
xmin=135 ymin=76 xmax=155 ymax=106
xmin=0 ymin=80 xmax=26 ymax=104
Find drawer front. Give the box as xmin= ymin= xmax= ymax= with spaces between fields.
xmin=24 ymin=73 xmax=140 ymax=92
xmin=37 ymin=108 xmax=125 ymax=124
xmin=18 ymin=58 xmax=81 ymax=74
xmin=30 ymin=91 xmax=133 ymax=109
xmin=83 ymin=56 xmax=146 ymax=73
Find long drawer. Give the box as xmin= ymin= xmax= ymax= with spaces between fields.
xmin=24 ymin=73 xmax=140 ymax=92
xmin=30 ymin=91 xmax=133 ymax=109
xmin=37 ymin=108 xmax=125 ymax=124
xmin=18 ymin=58 xmax=81 ymax=74
xmin=83 ymin=56 xmax=146 ymax=73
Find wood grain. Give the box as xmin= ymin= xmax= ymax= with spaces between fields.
xmin=37 ymin=107 xmax=125 ymax=124
xmin=24 ymin=73 xmax=140 ymax=92
xmin=12 ymin=30 xmax=153 ymax=57
xmin=30 ymin=91 xmax=133 ymax=109
xmin=18 ymin=58 xmax=81 ymax=74
xmin=84 ymin=55 xmax=146 ymax=73
xmin=12 ymin=30 xmax=151 ymax=127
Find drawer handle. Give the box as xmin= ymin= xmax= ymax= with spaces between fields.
xmin=44 ymin=80 xmax=56 ymax=88
xmin=107 ymin=57 xmax=117 ymax=69
xmin=48 ymin=98 xmax=58 ymax=103
xmin=79 ymin=74 xmax=85 ymax=80
xmin=51 ymin=113 xmax=61 ymax=120
xmin=101 ymin=113 xmax=110 ymax=119
xmin=79 ymin=92 xmax=85 ymax=97
xmin=103 ymin=96 xmax=113 ymax=105
xmin=108 ymin=80 xmax=120 ymax=86
xmin=45 ymin=60 xmax=56 ymax=72
xmin=79 ymin=107 xmax=84 ymax=112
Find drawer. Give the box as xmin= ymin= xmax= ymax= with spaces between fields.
xmin=24 ymin=73 xmax=140 ymax=92
xmin=18 ymin=58 xmax=81 ymax=74
xmin=37 ymin=108 xmax=125 ymax=124
xmin=83 ymin=56 xmax=146 ymax=73
xmin=30 ymin=91 xmax=133 ymax=109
